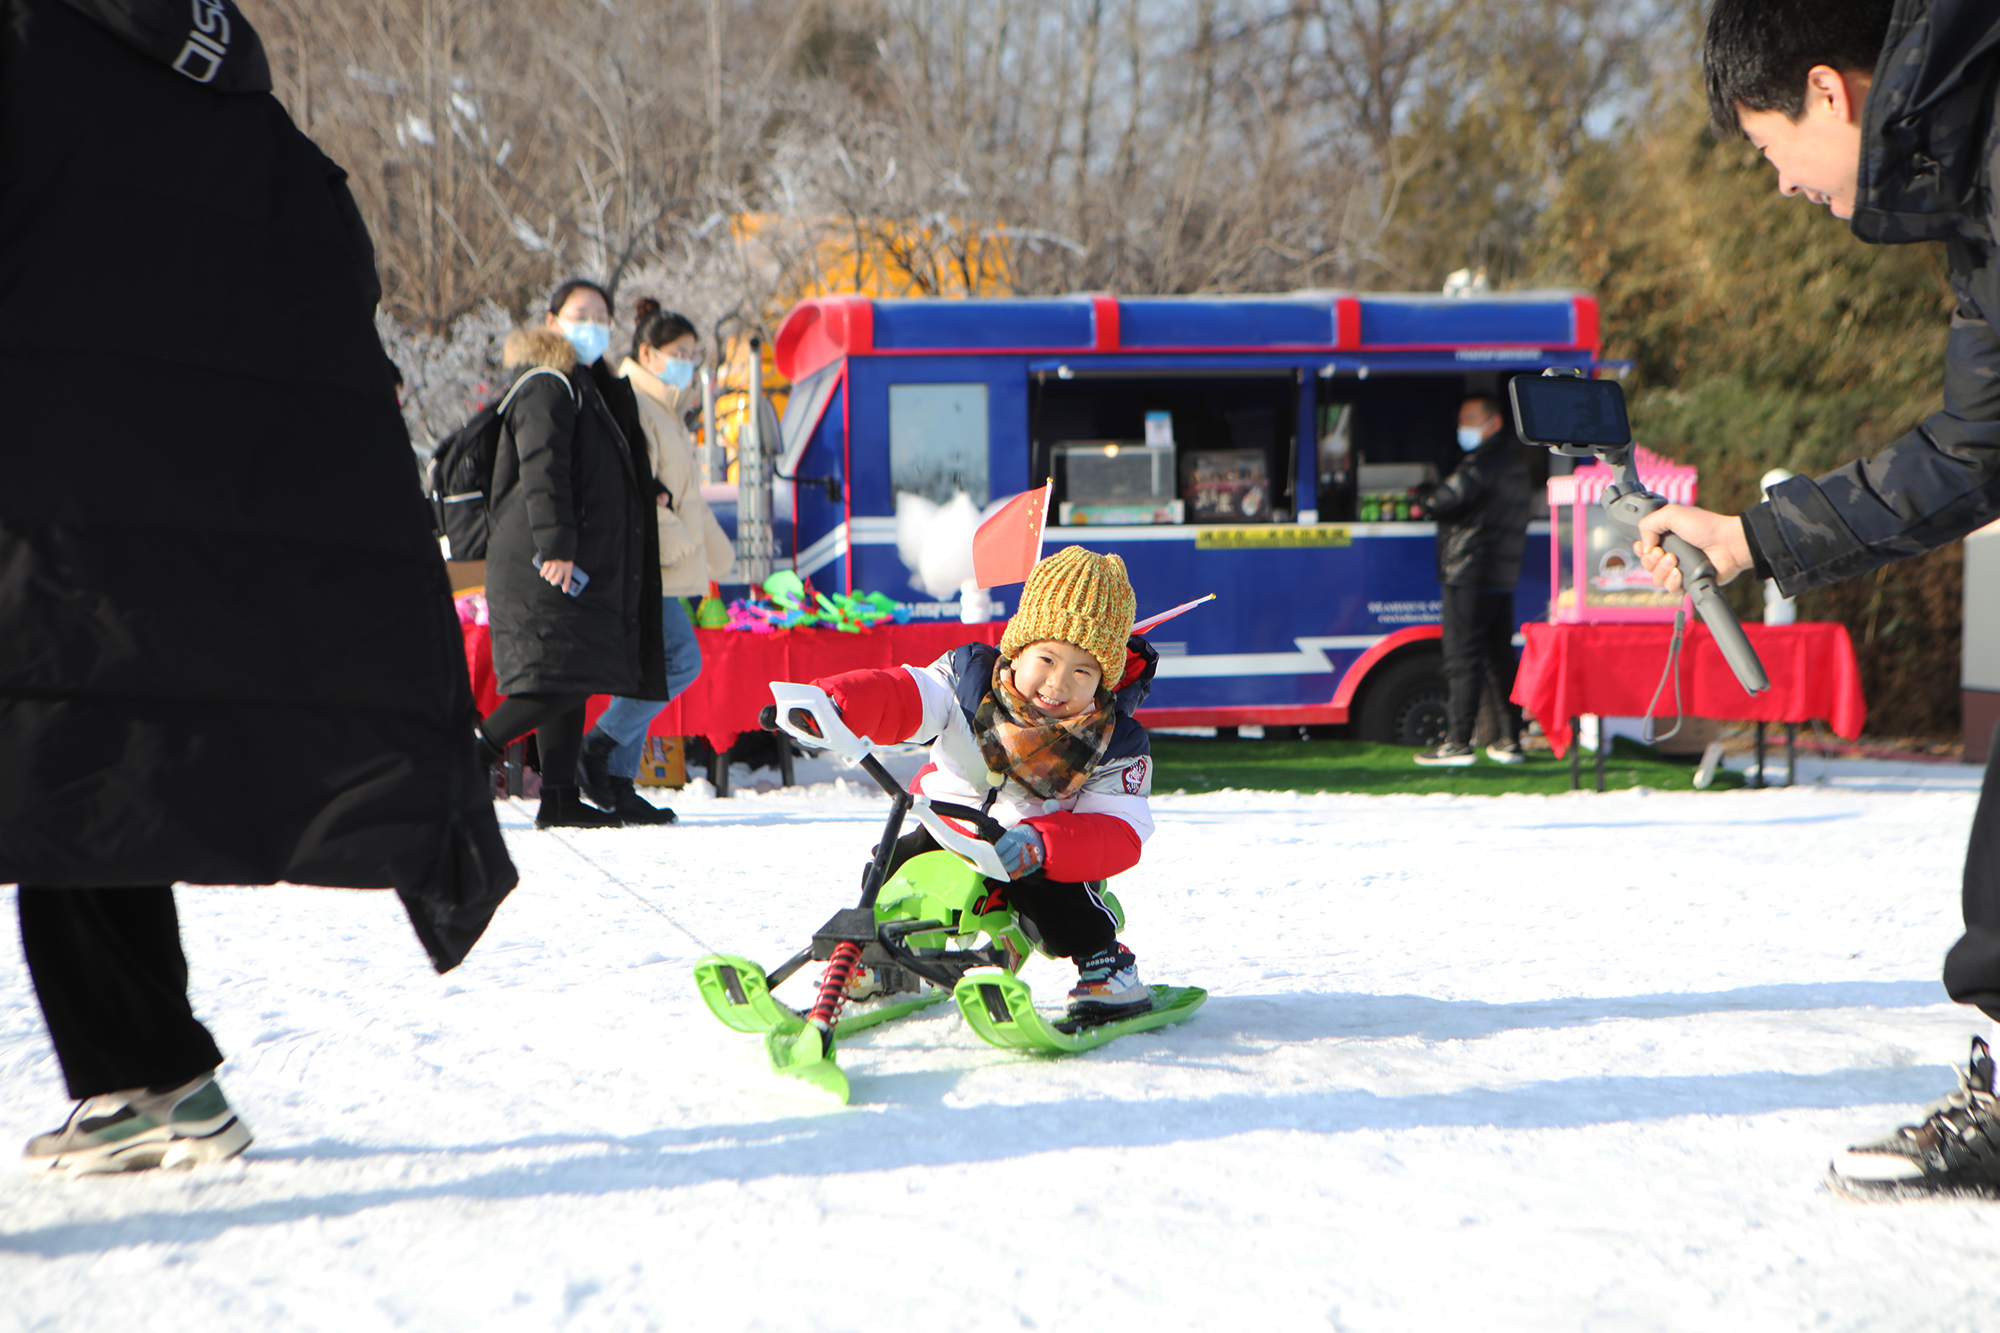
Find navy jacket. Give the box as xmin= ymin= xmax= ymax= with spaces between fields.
xmin=1744 ymin=0 xmax=2000 ymax=594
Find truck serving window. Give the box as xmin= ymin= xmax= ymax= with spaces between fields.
xmin=1032 ymin=370 xmax=1296 ymax=525
xmin=889 ymin=383 xmax=989 ymax=505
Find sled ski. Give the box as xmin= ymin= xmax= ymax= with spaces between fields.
xmin=954 ymin=969 xmax=1207 ymax=1053
xmin=694 ymin=682 xmax=1201 ymax=1103
xmin=696 ymin=953 xmax=953 ymax=1038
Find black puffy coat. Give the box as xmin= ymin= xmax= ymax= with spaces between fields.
xmin=1744 ymin=0 xmax=2000 ymax=595
xmin=485 ymin=329 xmax=664 ymax=698
xmin=1426 ymin=429 xmax=1532 ymax=591
xmin=0 ymin=0 xmax=515 ymax=970
xmin=591 ymin=358 xmax=669 ymax=700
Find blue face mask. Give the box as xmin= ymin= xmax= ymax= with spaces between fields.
xmin=1456 ymin=426 xmax=1486 ymax=452
xmin=559 ymin=319 xmax=611 ymax=365
xmin=653 ymin=358 xmax=696 ymax=390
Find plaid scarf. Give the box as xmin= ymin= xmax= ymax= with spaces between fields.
xmin=974 ymin=658 xmax=1117 ymax=801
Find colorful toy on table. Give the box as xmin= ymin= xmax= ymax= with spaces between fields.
xmin=695 ymin=580 xmax=729 ymax=629
xmin=763 ymin=570 xmax=811 ymax=610
xmin=813 ymin=589 xmax=909 ymax=631
xmin=714 ymin=569 xmax=917 ymax=632
xmin=724 ymin=599 xmax=782 ymax=633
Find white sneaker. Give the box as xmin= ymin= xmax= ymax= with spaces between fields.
xmin=24 ymin=1073 xmax=251 ymax=1177
xmin=1485 ymin=740 xmax=1526 ymax=765
xmin=1413 ymin=741 xmax=1476 ymax=767
xmin=1066 ymin=943 xmax=1153 ymax=1019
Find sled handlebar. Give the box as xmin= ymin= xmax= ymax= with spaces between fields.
xmin=920 ymin=799 xmax=1009 ymax=844
xmin=764 ymin=682 xmax=873 ymax=764
xmin=765 ymin=682 xmax=1012 ymax=881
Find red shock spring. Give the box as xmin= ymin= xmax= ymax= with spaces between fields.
xmin=807 ymin=941 xmax=863 ymax=1030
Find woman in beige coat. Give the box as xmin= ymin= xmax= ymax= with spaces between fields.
xmin=577 ymin=300 xmax=735 ymax=823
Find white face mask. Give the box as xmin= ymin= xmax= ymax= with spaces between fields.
xmin=1456 ymin=426 xmax=1486 ymax=452
xmin=558 ymin=318 xmax=611 ymax=365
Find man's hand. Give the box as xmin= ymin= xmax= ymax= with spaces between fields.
xmin=538 ymin=557 xmax=576 ymax=590
xmin=1634 ymin=505 xmax=1752 ymax=595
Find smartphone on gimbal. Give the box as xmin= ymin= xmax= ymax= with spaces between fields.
xmin=1507 ymin=373 xmax=1632 ymax=452
xmin=1505 ymin=368 xmax=1771 ymax=696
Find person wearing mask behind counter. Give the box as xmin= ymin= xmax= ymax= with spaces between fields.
xmin=1412 ymin=394 xmax=1533 ymax=768
xmin=574 ymin=300 xmax=734 ymax=823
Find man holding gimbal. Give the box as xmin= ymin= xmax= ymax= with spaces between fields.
xmin=1639 ymin=0 xmax=2000 ymax=1199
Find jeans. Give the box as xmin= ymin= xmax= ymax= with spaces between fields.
xmin=594 ymin=597 xmax=703 ymax=778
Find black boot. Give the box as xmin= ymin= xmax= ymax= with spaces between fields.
xmin=535 ymin=785 xmax=623 ymax=829
xmin=473 ymin=724 xmax=507 ymax=800
xmin=608 ymin=778 xmax=678 ymax=825
xmin=577 ymin=730 xmax=619 ymax=810
xmin=474 ymin=723 xmax=504 ymax=767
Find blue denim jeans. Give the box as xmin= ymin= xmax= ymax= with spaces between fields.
xmin=593 ymin=597 xmax=703 ymax=778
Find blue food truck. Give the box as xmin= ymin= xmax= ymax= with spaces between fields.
xmin=749 ymin=290 xmax=1603 ymax=745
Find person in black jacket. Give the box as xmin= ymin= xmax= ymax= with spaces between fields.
xmin=478 ymin=280 xmax=666 ymax=829
xmin=1637 ymin=0 xmax=2000 ymax=1199
xmin=1 ymin=0 xmax=516 ymax=1175
xmin=1413 ymin=395 xmax=1532 ymax=767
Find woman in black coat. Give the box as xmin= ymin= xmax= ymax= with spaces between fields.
xmin=479 ymin=281 xmax=665 ymax=828
xmin=2 ymin=0 xmax=516 ymax=1174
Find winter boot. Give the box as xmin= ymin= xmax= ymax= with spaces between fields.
xmin=25 ymin=1072 xmax=252 ymax=1177
xmin=1830 ymin=1036 xmax=2000 ymax=1200
xmin=607 ymin=778 xmax=679 ymax=825
xmin=535 ymin=785 xmax=623 ymax=829
xmin=1066 ymin=942 xmax=1153 ymax=1020
xmin=577 ymin=730 xmax=619 ymax=811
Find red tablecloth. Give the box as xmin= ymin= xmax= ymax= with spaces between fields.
xmin=1511 ymin=621 xmax=1866 ymax=758
xmin=460 ymin=619 xmax=1006 ymax=751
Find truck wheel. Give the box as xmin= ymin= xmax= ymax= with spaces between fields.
xmin=1354 ymin=654 xmax=1450 ymax=748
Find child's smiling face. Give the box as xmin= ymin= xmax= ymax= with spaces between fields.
xmin=1008 ymin=640 xmax=1103 ymax=720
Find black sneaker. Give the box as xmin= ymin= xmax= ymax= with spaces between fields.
xmin=1485 ymin=739 xmax=1526 ymax=765
xmin=1830 ymin=1036 xmax=2000 ymax=1201
xmin=1414 ymin=741 xmax=1476 ymax=767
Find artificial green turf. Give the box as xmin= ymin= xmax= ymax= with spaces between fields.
xmin=1149 ymin=734 xmax=1746 ymax=796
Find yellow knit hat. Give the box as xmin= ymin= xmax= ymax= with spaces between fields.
xmin=999 ymin=546 xmax=1136 ymax=686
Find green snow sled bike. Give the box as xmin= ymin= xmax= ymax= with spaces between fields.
xmin=692 ymin=682 xmax=1206 ymax=1102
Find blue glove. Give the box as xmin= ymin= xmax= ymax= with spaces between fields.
xmin=993 ymin=823 xmax=1046 ymax=880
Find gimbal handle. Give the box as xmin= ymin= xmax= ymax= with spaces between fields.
xmin=1598 ymin=457 xmax=1770 ymax=696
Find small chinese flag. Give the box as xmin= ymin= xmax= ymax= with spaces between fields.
xmin=972 ymin=482 xmax=1051 ymax=589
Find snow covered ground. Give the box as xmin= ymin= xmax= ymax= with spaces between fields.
xmin=4 ymin=755 xmax=1998 ymax=1332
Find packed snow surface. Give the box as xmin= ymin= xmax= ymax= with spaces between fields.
xmin=4 ymin=754 xmax=1998 ymax=1332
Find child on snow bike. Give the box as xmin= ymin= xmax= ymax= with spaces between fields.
xmin=807 ymin=545 xmax=1159 ymax=1020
